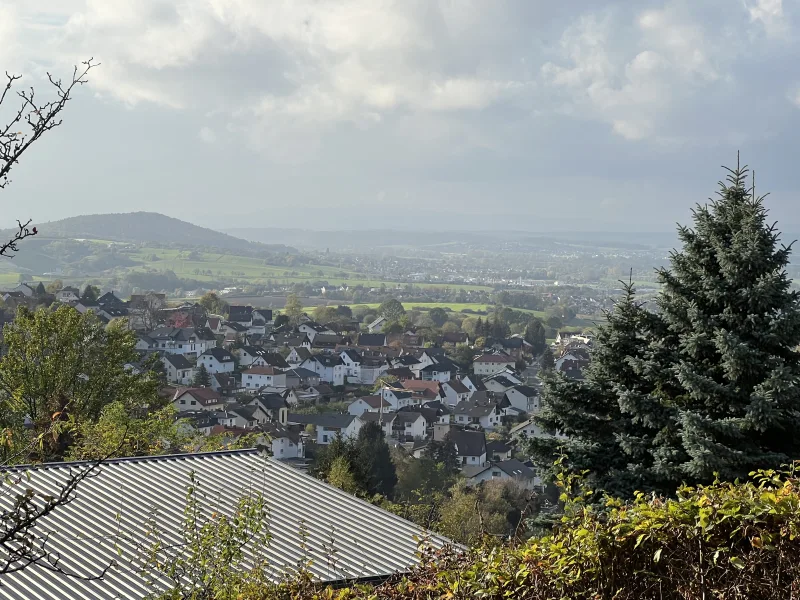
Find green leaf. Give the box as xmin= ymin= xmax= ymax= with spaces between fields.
xmin=653 ymin=548 xmax=663 ymax=563
xmin=730 ymin=556 xmax=745 ymax=570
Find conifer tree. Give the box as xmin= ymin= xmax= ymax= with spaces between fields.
xmin=530 ymin=281 xmax=666 ymax=497
xmin=646 ymin=160 xmax=800 ymax=485
xmin=193 ymin=364 xmax=211 ymax=387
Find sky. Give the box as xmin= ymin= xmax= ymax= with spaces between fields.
xmin=1 ymin=0 xmax=800 ymax=233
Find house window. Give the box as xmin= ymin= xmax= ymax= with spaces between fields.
xmin=247 ymin=375 xmax=252 ymax=379
xmin=190 ymin=400 xmax=196 ymax=405
xmin=322 ymin=434 xmax=328 ymax=443
xmin=280 ymin=448 xmax=284 ymax=454
xmin=179 ymin=399 xmax=185 ymax=405
xmin=470 ymin=456 xmax=476 ymax=462
xmin=492 ymin=471 xmax=501 ymax=477
xmin=178 ymin=344 xmax=183 ymax=349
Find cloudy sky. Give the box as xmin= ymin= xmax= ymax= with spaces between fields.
xmin=1 ymin=0 xmax=799 ymax=232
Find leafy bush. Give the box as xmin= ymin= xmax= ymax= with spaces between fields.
xmin=234 ymin=464 xmax=800 ymax=599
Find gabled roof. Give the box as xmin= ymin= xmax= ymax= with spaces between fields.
xmin=354 ymin=395 xmax=391 ymax=409
xmin=341 ymin=348 xmax=362 ymax=363
xmin=475 ymin=353 xmax=515 ymax=363
xmin=244 ymin=366 xmax=281 ymax=376
xmin=360 ymin=412 xmax=396 ymax=424
xmin=173 ymin=387 xmax=223 ymax=405
xmin=486 ymin=440 xmax=513 ymax=454
xmin=485 ymin=375 xmax=515 ymax=388
xmin=287 ymin=413 xmax=357 ymax=429
xmin=450 ymin=429 xmax=486 ymax=457
xmin=394 ymin=354 xmax=421 ymax=366
xmin=462 ymin=375 xmax=487 ymax=392
xmin=358 ymin=333 xmax=387 ymax=347
xmin=222 ymin=320 xmax=249 ymax=332
xmin=162 ymin=353 xmax=192 ymax=370
xmin=310 ymin=354 xmax=343 ymax=368
xmin=313 ymin=334 xmax=347 ymax=347
xmin=284 ymin=367 xmax=319 ymax=379
xmin=401 ymin=380 xmax=442 ymax=394
xmin=494 ymin=458 xmax=536 ymax=479
xmin=200 ymin=347 xmax=235 ymax=362
xmin=301 ymin=321 xmax=329 ymax=333
xmin=290 ymin=347 xmax=312 ymax=361
xmin=226 ymin=403 xmax=258 ymax=422
xmin=452 ymin=398 xmax=501 ymax=418
xmin=509 ymin=384 xmax=539 ymax=398
xmin=252 ymin=392 xmax=288 ymax=411
xmin=206 ymin=317 xmax=221 ymax=330
xmin=0 ymin=450 xmax=449 ymax=597
xmin=257 ymin=352 xmax=290 ymax=369
xmin=443 ymin=379 xmax=470 ymax=394
xmin=228 ymin=305 xmax=253 ymax=321
xmin=420 ymin=362 xmax=454 ymax=373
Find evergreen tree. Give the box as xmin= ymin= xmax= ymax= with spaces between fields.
xmin=530 ymin=281 xmax=667 ymax=497
xmin=354 ymin=422 xmax=397 ymax=497
xmin=34 ymin=282 xmax=46 ymax=297
xmin=524 ymin=318 xmax=547 ymax=355
xmin=425 ymin=434 xmax=459 ymax=475
xmin=540 ymin=347 xmax=555 ymax=371
xmin=193 ymin=364 xmax=211 ymax=387
xmin=645 ymin=160 xmax=800 ymax=486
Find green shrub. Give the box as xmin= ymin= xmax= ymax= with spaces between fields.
xmin=237 ymin=463 xmax=800 ymax=599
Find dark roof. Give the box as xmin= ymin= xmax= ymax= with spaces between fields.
xmin=440 ymin=332 xmax=468 ymax=344
xmin=222 ymin=320 xmax=249 ymax=332
xmin=162 ymin=353 xmax=192 ymax=369
xmin=395 ymin=354 xmax=421 ymax=366
xmin=311 ymin=354 xmax=343 ymax=368
xmin=194 ymin=327 xmax=218 ymax=341
xmin=463 ymin=375 xmax=487 ymax=392
xmin=444 ymin=379 xmax=470 ymax=394
xmin=201 ymin=347 xmax=235 ymax=362
xmin=287 ymin=413 xmax=357 ymax=429
xmin=290 ymin=347 xmax=312 ymax=361
xmin=486 ymin=375 xmax=515 ymax=388
xmin=0 ymin=450 xmax=450 ymax=597
xmin=302 ymin=321 xmax=329 ymax=333
xmin=226 ymin=403 xmax=258 ymax=422
xmin=313 ymin=334 xmax=347 ymax=347
xmin=174 ymin=387 xmax=223 ymax=405
xmin=509 ymin=384 xmax=539 ymax=398
xmin=97 ymin=291 xmax=123 ymax=306
xmin=258 ymin=352 xmax=290 ymax=369
xmin=341 ymin=348 xmax=362 ymax=362
xmin=228 ymin=305 xmax=253 ymax=321
xmin=398 ymin=405 xmax=437 ymax=423
xmin=284 ymin=367 xmax=319 ymax=379
xmin=253 ymin=393 xmax=288 ymax=410
xmin=358 ymin=333 xmax=387 ymax=347
xmin=253 ymin=308 xmax=273 ymax=321
xmin=420 ymin=363 xmax=453 ymax=373
xmin=451 ymin=429 xmax=486 ymax=457
xmin=495 ymin=458 xmax=536 ymax=479
xmin=393 ymin=411 xmax=425 ymax=424
xmin=387 ymin=367 xmax=415 ymax=379
xmin=475 ymin=353 xmax=514 ymax=363
xmin=453 ymin=398 xmax=501 ymax=418
xmin=486 ymin=440 xmax=512 ymax=454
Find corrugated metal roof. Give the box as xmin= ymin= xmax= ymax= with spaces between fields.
xmin=0 ymin=449 xmax=450 ymax=599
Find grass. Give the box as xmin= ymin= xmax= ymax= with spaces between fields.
xmin=325 ymin=301 xmax=549 ymax=319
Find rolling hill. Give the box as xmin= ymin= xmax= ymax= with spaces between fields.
xmin=16 ymin=212 xmax=296 ymax=253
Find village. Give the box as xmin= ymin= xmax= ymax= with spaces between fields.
xmin=0 ymin=281 xmax=593 ymax=490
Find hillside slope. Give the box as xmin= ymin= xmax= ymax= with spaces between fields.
xmin=22 ymin=212 xmax=295 ymax=252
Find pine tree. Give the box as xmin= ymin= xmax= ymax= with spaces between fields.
xmin=193 ymin=364 xmax=211 ymax=387
xmin=524 ymin=319 xmax=547 ymax=355
xmin=354 ymin=422 xmax=397 ymax=497
xmin=646 ymin=159 xmax=800 ymax=485
xmin=530 ymin=281 xmax=666 ymax=497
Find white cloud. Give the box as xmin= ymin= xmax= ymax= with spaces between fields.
xmin=198 ymin=126 xmax=216 ymax=144
xmin=747 ymin=0 xmax=786 ymax=37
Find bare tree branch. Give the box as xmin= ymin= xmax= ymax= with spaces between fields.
xmin=0 ymin=58 xmax=98 ymax=258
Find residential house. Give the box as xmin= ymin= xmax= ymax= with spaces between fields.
xmin=249 ymin=393 xmax=289 ymax=425
xmin=340 ymin=348 xmax=362 ymax=380
xmin=510 ymin=417 xmax=564 ymax=443
xmin=440 ymin=379 xmax=472 ymax=406
xmin=225 ymin=404 xmax=261 ymax=428
xmin=420 ymin=362 xmax=455 ymax=383
xmin=359 ymin=355 xmax=389 ymax=385
xmin=461 ymin=374 xmax=487 ymax=393
xmin=251 ymin=351 xmax=291 ymax=370
xmin=348 ymin=395 xmax=392 ymax=416
xmin=260 ymin=421 xmax=303 ymax=459
xmin=252 ymin=308 xmax=273 ymax=325
xmin=9 ymin=282 xmax=34 ymax=297
xmin=483 ymin=374 xmax=517 ymax=395
xmin=486 ymin=440 xmax=514 ymax=461
xmin=401 ymin=380 xmax=444 ymax=403
xmin=463 ymin=459 xmax=539 ymax=490
xmin=228 ymin=305 xmax=254 ymax=327
xmin=452 ymin=397 xmax=504 ymax=430
xmin=438 ymin=332 xmax=470 ymax=347
xmin=312 ymin=333 xmax=348 ymax=349
xmin=451 ymin=428 xmax=487 ymax=467
xmin=300 ymin=354 xmax=345 ymax=386
xmin=205 ymin=317 xmax=223 ymax=334
xmin=161 ymin=354 xmax=195 ymax=386
xmin=473 ymin=353 xmax=516 ymax=376
xmin=298 ymin=321 xmax=335 ymax=342
xmin=56 ymin=286 xmax=80 ymax=303
xmin=198 ymin=347 xmax=235 ymax=374
xmin=389 ymin=411 xmax=427 ymax=441
xmin=381 ymin=387 xmax=414 ymax=409
xmin=421 ymin=400 xmax=452 ymax=424
xmin=367 ymin=316 xmax=386 ymax=333
xmin=357 ymin=333 xmax=387 ymax=348
xmin=358 ymin=412 xmax=394 ymax=438
xmin=505 ymin=385 xmax=540 ymax=413
xmin=172 ymin=387 xmax=225 ymax=412
xmin=283 ymin=367 xmax=321 ymax=389
xmin=242 ymin=366 xmax=287 ymax=391
xmin=287 ymin=346 xmax=312 ymax=365
xmin=211 ymin=373 xmax=240 ymax=395
xmin=287 ymin=413 xmax=363 ymax=445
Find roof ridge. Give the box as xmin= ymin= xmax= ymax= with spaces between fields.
xmin=4 ymin=448 xmax=261 ymax=472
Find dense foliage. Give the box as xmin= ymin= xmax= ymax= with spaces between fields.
xmin=532 ymin=162 xmax=800 ymax=497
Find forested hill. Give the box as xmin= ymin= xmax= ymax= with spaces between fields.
xmin=19 ymin=212 xmax=296 ymax=253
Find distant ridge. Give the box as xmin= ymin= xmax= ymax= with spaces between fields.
xmin=22 ymin=212 xmax=295 ymax=253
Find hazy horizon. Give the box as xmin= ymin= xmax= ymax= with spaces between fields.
xmin=2 ymin=2 xmax=800 ymax=232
